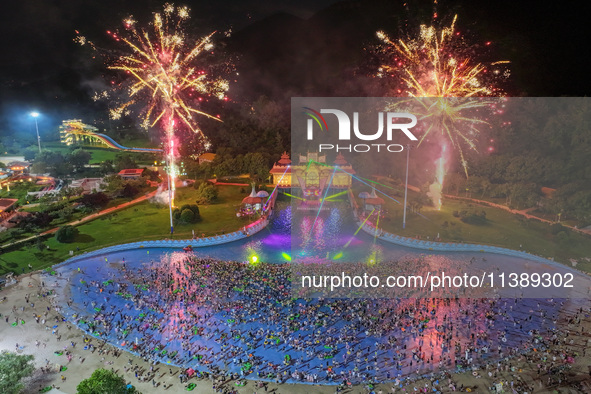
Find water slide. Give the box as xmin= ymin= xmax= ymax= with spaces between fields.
xmin=93 ymin=133 xmax=163 ymax=153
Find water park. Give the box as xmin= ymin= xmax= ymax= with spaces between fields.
xmin=2 ymin=2 xmax=591 ymax=392
xmin=30 ymin=152 xmax=591 ymax=392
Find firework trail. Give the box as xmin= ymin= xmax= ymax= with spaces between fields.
xmin=78 ymin=3 xmax=229 ymax=211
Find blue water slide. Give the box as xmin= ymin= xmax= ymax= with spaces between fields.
xmin=94 ymin=133 xmax=163 ymax=152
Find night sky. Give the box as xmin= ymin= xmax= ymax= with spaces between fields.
xmin=0 ymin=0 xmax=590 ymax=136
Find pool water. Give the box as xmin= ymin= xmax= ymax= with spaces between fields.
xmin=44 ymin=205 xmax=589 ymax=384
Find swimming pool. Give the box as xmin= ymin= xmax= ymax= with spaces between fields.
xmin=44 ymin=205 xmax=591 ymax=384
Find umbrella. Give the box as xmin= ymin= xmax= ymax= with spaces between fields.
xmin=358 ymin=192 xmax=371 ymax=199
xmin=256 ymin=190 xmax=269 ymax=197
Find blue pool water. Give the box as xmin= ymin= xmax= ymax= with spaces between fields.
xmin=44 ymin=205 xmax=590 ymax=384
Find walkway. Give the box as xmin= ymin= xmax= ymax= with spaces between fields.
xmin=373 ymin=175 xmax=588 ymax=236
xmin=444 ymin=194 xmax=589 ymax=235
xmin=0 ymin=190 xmax=158 ymax=250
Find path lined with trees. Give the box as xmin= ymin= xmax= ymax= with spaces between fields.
xmin=444 ymin=194 xmax=590 ymax=235
xmin=0 ymin=189 xmax=158 ymax=251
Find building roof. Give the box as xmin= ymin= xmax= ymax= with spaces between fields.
xmin=333 ymin=153 xmax=348 ymax=165
xmin=242 ymin=185 xmax=264 ymax=205
xmin=242 ymin=196 xmax=263 ymax=205
xmin=7 ymin=161 xmax=30 ymax=168
xmin=541 ymin=187 xmax=556 ymax=198
xmin=198 ymin=153 xmax=216 ymax=162
xmin=270 ymin=152 xmax=292 ymax=174
xmin=364 ymin=188 xmax=384 ymax=205
xmin=277 ymin=152 xmax=291 ymax=165
xmin=118 ymin=168 xmax=145 ymax=176
xmin=0 ymin=198 xmax=18 ymax=211
xmin=270 ymin=166 xmax=291 ymax=174
xmin=299 ymin=152 xmax=325 ymax=164
xmin=70 ymin=178 xmax=103 ymax=187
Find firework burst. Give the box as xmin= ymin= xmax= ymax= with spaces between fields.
xmin=78 ymin=3 xmax=230 ymax=231
xmin=408 ymin=96 xmax=500 ymax=177
xmin=108 ymin=4 xmax=228 ymax=134
xmin=376 ymin=15 xmax=508 ymax=177
xmin=376 ymin=15 xmax=508 ymax=97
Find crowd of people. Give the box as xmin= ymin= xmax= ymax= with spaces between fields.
xmin=36 ymin=250 xmax=590 ymax=391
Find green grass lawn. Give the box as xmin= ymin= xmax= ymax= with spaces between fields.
xmin=42 ymin=142 xmax=158 ymax=164
xmin=355 ymin=188 xmax=591 ymax=270
xmin=0 ymin=181 xmax=43 ymax=203
xmin=0 ymin=185 xmax=250 ymax=275
xmin=86 ymin=148 xmax=126 ymax=164
xmin=3 ymin=181 xmax=589 ymax=275
xmin=117 ymin=137 xmax=160 ymax=149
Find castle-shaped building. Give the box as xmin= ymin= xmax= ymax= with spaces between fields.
xmin=270 ymin=152 xmax=355 ymax=191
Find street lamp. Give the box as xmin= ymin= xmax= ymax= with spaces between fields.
xmin=30 ymin=112 xmax=41 ymax=153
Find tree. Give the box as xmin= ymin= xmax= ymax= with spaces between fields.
xmin=102 ymin=175 xmax=146 ymax=198
xmin=59 ymin=186 xmax=81 ymax=201
xmin=250 ymin=96 xmax=289 ymax=131
xmin=99 ymin=160 xmax=115 ymax=175
xmin=550 ymin=223 xmax=565 ymax=235
xmin=53 ymin=161 xmax=74 ymax=177
xmin=31 ymin=161 xmax=48 ymax=174
xmin=35 ymin=236 xmax=45 ymax=251
xmin=175 ymin=204 xmax=200 ymax=223
xmin=212 ymin=148 xmax=235 ymax=178
xmin=508 ymin=183 xmax=539 ymax=209
xmin=195 ymin=183 xmax=218 ymax=204
xmin=141 ymin=168 xmax=160 ymax=181
xmin=192 ymin=162 xmax=213 ymax=181
xmin=31 ymin=150 xmax=76 ymax=177
xmin=555 ymin=231 xmax=570 ymax=246
xmin=459 ymin=210 xmax=487 ymax=225
xmin=443 ymin=172 xmax=465 ymax=196
xmin=23 ymin=147 xmax=38 ymax=161
xmin=55 ymin=225 xmax=79 ymax=243
xmin=34 ymin=151 xmax=64 ymax=168
xmin=465 ymin=176 xmax=485 ymax=197
xmin=68 ymin=149 xmax=92 ymax=171
xmin=80 ymin=192 xmax=110 ymax=209
xmin=55 ymin=206 xmax=75 ymax=222
xmin=243 ymin=152 xmax=270 ymax=183
xmin=176 ymin=128 xmax=210 ymax=159
xmin=103 ymin=175 xmax=125 ymax=194
xmin=121 ymin=183 xmax=139 ymax=198
xmin=69 ymin=187 xmax=84 ymax=200
xmin=114 ymin=154 xmax=138 ymax=172
xmin=0 ymin=351 xmax=35 ymax=394
xmin=77 ymin=368 xmax=139 ymax=394
xmin=18 ymin=212 xmax=52 ymax=230
xmin=180 ymin=208 xmax=195 ymax=223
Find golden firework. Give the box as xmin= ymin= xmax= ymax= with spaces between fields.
xmin=108 ymin=3 xmax=228 ymax=135
xmin=377 ymin=15 xmax=507 ymax=176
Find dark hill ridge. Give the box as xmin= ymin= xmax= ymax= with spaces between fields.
xmin=227 ymin=12 xmax=308 ymax=99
